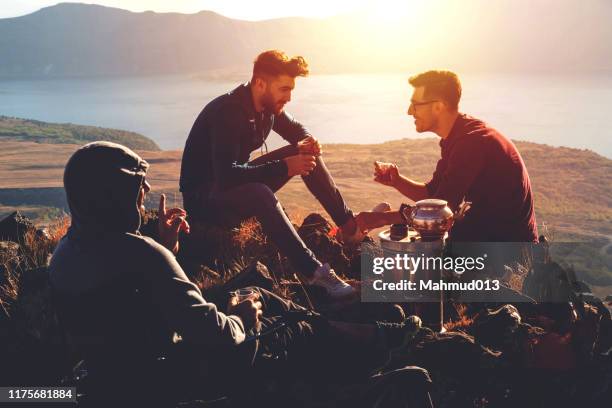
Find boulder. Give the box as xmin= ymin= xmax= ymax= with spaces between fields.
xmin=0 ymin=212 xmax=37 ymax=244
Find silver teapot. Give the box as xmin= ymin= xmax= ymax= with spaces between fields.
xmin=401 ymin=199 xmax=471 ymax=239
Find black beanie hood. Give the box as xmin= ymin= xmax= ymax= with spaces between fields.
xmin=64 ymin=142 xmax=149 ymax=236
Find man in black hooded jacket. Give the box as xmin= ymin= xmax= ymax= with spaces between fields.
xmin=49 ymin=141 xmax=434 ymax=407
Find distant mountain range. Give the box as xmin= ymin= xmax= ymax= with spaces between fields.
xmin=1 ymin=1 xmax=611 ymax=77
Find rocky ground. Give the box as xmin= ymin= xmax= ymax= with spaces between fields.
xmin=1 ymin=211 xmax=611 ymax=407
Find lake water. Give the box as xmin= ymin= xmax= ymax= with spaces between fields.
xmin=1 ymin=73 xmax=611 ymax=158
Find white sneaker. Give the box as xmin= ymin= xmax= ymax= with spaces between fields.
xmin=309 ymin=263 xmax=355 ymax=298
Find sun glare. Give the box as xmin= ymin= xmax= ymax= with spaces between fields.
xmin=368 ymin=0 xmax=414 ymax=23
xmin=331 ymin=0 xmax=438 ymax=70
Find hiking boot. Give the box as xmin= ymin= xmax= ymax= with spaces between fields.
xmin=308 ymin=263 xmax=355 ymax=298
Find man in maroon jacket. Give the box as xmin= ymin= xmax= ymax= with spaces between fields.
xmin=357 ymin=70 xmax=538 ymax=244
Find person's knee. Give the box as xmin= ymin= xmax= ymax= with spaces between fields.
xmin=228 ymin=183 xmax=285 ymax=219
xmin=241 ymin=183 xmax=278 ymax=207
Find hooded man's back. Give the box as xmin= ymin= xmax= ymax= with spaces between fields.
xmin=48 ymin=142 xmax=248 ymax=402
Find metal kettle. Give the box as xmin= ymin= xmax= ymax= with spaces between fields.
xmin=401 ymin=199 xmax=470 ymax=239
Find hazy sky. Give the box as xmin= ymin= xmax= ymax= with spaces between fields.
xmin=0 ymin=0 xmax=377 ymax=20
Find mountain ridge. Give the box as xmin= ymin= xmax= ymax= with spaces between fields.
xmin=1 ymin=1 xmax=611 ymax=78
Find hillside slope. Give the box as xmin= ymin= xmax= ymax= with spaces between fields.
xmin=0 ymin=116 xmax=160 ymax=151
xmin=0 ymin=137 xmax=609 ymax=237
xmin=0 ymin=137 xmax=610 ymax=284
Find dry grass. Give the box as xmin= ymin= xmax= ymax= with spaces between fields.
xmin=20 ymin=215 xmax=70 ymax=270
xmin=0 ymin=242 xmax=21 ymax=318
xmin=233 ymin=217 xmax=266 ymax=249
xmin=507 ymin=270 xmax=526 ymax=293
xmin=445 ymin=303 xmax=475 ymax=332
xmin=0 ymin=215 xmax=70 ymax=318
xmin=0 ymin=268 xmax=19 ymax=318
xmin=47 ymin=215 xmax=71 ymax=242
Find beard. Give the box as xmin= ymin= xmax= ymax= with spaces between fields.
xmin=414 ymin=116 xmax=436 ymax=133
xmin=261 ymin=91 xmax=284 ymax=115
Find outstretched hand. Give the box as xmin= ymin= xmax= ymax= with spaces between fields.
xmin=355 ymin=211 xmax=386 ymax=233
xmin=373 ymin=161 xmax=400 ymax=188
xmin=157 ymin=194 xmax=190 ymax=254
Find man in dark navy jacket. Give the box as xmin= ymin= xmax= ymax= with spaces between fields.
xmin=180 ymin=50 xmax=358 ymax=297
xmin=356 ymin=70 xmax=538 ymax=244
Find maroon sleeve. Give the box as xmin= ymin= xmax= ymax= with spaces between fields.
xmin=425 ymin=156 xmax=445 ymax=197
xmin=430 ymin=136 xmax=486 ymax=210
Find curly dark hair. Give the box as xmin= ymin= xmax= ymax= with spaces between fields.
xmin=252 ymin=50 xmax=309 ymax=80
xmin=408 ymin=70 xmax=462 ymax=111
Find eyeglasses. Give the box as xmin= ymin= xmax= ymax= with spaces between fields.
xmin=409 ymin=100 xmax=439 ymax=109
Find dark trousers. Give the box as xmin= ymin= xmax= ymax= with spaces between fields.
xmin=180 ymin=287 xmax=434 ymax=408
xmin=79 ymin=288 xmax=433 ymax=407
xmin=183 ymin=145 xmax=353 ymax=278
